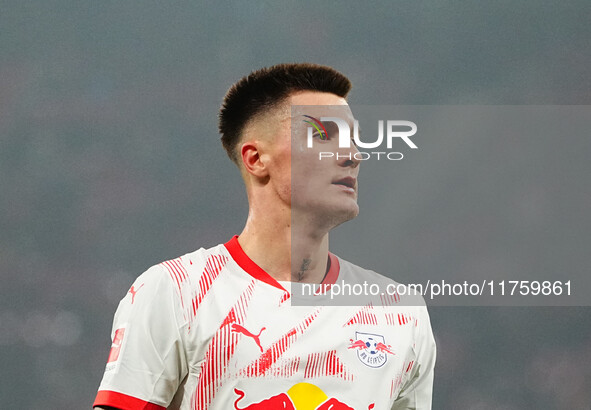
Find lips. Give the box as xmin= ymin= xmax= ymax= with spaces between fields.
xmin=332 ymin=177 xmax=357 ymax=190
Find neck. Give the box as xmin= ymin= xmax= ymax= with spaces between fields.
xmin=238 ymin=206 xmax=330 ymax=283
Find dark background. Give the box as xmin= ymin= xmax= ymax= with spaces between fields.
xmin=1 ymin=1 xmax=589 ymax=408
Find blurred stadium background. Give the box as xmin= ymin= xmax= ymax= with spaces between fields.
xmin=1 ymin=2 xmax=589 ymax=408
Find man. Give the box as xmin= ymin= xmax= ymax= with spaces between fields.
xmin=94 ymin=63 xmax=436 ymax=409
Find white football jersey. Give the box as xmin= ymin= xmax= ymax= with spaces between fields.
xmin=94 ymin=236 xmax=436 ymax=409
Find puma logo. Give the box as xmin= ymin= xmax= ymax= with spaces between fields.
xmin=128 ymin=283 xmax=144 ymax=304
xmin=231 ymin=323 xmax=266 ymax=352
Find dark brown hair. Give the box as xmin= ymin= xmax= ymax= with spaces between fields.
xmin=218 ymin=63 xmax=352 ymax=164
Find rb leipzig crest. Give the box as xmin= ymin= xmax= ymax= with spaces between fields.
xmin=349 ymin=331 xmax=394 ymax=368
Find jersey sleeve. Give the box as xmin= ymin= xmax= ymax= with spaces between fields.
xmin=391 ymin=304 xmax=437 ymax=410
xmin=94 ymin=265 xmax=189 ymax=410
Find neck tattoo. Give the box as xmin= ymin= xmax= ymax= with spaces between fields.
xmin=297 ymin=258 xmax=311 ymax=282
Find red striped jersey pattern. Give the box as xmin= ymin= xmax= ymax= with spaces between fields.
xmin=94 ymin=236 xmax=436 ymax=410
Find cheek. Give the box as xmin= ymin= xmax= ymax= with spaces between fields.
xmin=292 ymin=138 xmax=307 ymax=154
xmin=272 ymin=158 xmax=293 ymax=203
xmin=291 ymin=168 xmax=324 ymax=205
xmin=291 ymin=159 xmax=316 ymax=189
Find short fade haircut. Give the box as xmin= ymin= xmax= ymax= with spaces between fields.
xmin=218 ymin=63 xmax=352 ymax=164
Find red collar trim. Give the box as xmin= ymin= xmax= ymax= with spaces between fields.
xmin=324 ymin=252 xmax=340 ymax=285
xmin=224 ymin=236 xmax=340 ymax=290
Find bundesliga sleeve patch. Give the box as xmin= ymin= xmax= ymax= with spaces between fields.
xmin=106 ymin=327 xmax=125 ymax=367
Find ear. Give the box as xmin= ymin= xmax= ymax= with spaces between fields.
xmin=240 ymin=141 xmax=269 ymax=178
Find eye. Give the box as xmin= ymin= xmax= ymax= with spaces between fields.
xmin=313 ymin=130 xmax=328 ymax=140
xmin=303 ymin=117 xmax=329 ymax=141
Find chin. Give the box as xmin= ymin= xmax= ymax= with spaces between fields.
xmin=342 ymin=205 xmax=360 ymax=222
xmin=292 ymin=200 xmax=359 ymax=230
xmin=340 ymin=198 xmax=360 ymax=216
xmin=321 ymin=203 xmax=360 ymax=229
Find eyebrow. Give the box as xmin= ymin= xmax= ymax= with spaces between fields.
xmin=302 ymin=115 xmax=328 ymax=138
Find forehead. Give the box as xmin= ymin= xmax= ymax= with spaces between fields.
xmin=251 ymin=91 xmax=352 ymax=139
xmin=289 ymin=90 xmax=348 ymax=106
xmin=287 ymin=91 xmax=354 ymax=124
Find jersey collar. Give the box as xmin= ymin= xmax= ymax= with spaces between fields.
xmin=224 ymin=235 xmax=340 ymax=291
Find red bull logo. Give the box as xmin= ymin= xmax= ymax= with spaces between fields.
xmin=234 ymin=383 xmax=374 ymax=409
xmin=348 ymin=332 xmax=394 ymax=368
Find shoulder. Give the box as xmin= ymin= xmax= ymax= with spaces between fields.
xmin=120 ymin=242 xmax=229 ymax=310
xmin=131 ymin=242 xmax=238 ymax=322
xmin=148 ymin=242 xmax=230 ymax=290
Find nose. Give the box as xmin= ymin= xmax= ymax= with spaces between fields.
xmin=336 ymin=140 xmax=361 ymax=169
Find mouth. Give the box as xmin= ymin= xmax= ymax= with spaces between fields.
xmin=332 ymin=177 xmax=357 ymax=191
